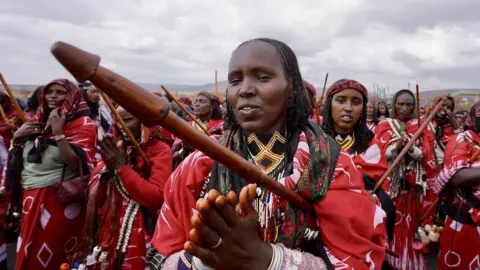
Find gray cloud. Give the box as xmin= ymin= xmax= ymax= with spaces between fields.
xmin=0 ymin=0 xmax=478 ymax=95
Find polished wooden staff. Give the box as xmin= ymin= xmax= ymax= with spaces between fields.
xmin=50 ymin=41 xmax=311 ymax=210
xmin=161 ymin=85 xmax=211 ymax=136
xmin=97 ymin=89 xmax=151 ymax=167
xmin=0 ymin=73 xmax=28 ymax=122
xmin=318 ymin=73 xmax=329 ymax=116
xmin=372 ymin=98 xmax=446 ymax=194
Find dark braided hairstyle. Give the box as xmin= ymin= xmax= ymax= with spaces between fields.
xmin=224 ymin=38 xmax=311 ymax=143
xmin=322 ymin=79 xmax=373 ymax=154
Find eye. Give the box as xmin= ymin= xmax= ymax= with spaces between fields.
xmin=229 ymin=77 xmax=242 ymax=86
xmin=257 ymin=75 xmax=271 ymax=82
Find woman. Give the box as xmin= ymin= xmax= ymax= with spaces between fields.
xmin=304 ymin=80 xmax=321 ymax=125
xmin=85 ymin=106 xmax=172 ymax=269
xmin=148 ymin=38 xmax=386 ymax=269
xmin=79 ymin=82 xmax=114 ymax=161
xmin=454 ymin=110 xmax=468 ymax=129
xmin=419 ymin=102 xmax=428 ymax=118
xmin=172 ymin=91 xmax=224 ymax=163
xmin=366 ymin=101 xmax=378 ymax=132
xmin=5 ymin=79 xmax=96 ymax=269
xmin=0 ymin=93 xmax=22 ymax=149
xmin=433 ymin=101 xmax=480 ymax=270
xmin=25 ymin=86 xmax=43 ymax=119
xmin=377 ymin=101 xmax=390 ymax=121
xmin=375 ymin=89 xmax=436 ymax=270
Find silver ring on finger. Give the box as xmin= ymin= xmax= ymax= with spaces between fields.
xmin=211 ymin=238 xmax=222 ymax=249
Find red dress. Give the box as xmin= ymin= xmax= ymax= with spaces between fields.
xmin=375 ymin=118 xmax=436 ymax=270
xmin=152 ymin=132 xmax=387 ymax=269
xmin=88 ymin=135 xmax=172 ymax=269
xmin=433 ymin=130 xmax=480 ymax=270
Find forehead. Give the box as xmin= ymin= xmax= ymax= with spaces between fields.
xmin=47 ymin=84 xmax=67 ymax=91
xmin=229 ymin=41 xmax=284 ymax=73
xmin=396 ymin=93 xmax=413 ymax=102
xmin=196 ymin=95 xmax=209 ymax=102
xmin=332 ymin=89 xmax=364 ymax=99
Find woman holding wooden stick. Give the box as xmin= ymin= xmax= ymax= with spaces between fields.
xmin=375 ymin=89 xmax=436 ymax=270
xmin=0 ymin=92 xmax=23 ymax=149
xmin=85 ymin=106 xmax=172 ymax=269
xmin=432 ymin=101 xmax=480 ymax=270
xmin=148 ymin=38 xmax=386 ymax=269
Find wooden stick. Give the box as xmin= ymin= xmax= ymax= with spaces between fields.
xmin=161 ymin=85 xmax=211 ymax=136
xmin=318 ymin=73 xmax=329 ymax=113
xmin=215 ymin=70 xmax=218 ymax=97
xmin=0 ymin=73 xmax=28 ymax=122
xmin=97 ymin=90 xmax=151 ymax=168
xmin=371 ymin=98 xmax=446 ymax=194
xmin=416 ymin=84 xmax=421 ymax=125
xmin=50 ymin=41 xmax=311 ymax=210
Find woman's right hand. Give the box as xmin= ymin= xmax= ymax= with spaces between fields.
xmin=12 ymin=122 xmax=43 ymax=142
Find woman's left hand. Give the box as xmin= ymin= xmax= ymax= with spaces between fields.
xmin=49 ymin=108 xmax=66 ymax=135
xmin=99 ymin=134 xmax=126 ymax=171
xmin=185 ymin=184 xmax=272 ymax=270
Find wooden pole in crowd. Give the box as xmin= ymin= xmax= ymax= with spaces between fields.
xmin=416 ymin=84 xmax=421 ymax=125
xmin=318 ymin=72 xmax=329 ymax=112
xmin=97 ymin=89 xmax=151 ymax=167
xmin=161 ymin=85 xmax=211 ymax=136
xmin=372 ymin=98 xmax=446 ymax=194
xmin=215 ymin=70 xmax=218 ymax=97
xmin=51 ymin=41 xmax=311 ymax=210
xmin=0 ymin=73 xmax=28 ymax=122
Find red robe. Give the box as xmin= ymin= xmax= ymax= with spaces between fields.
xmin=375 ymin=118 xmax=436 ymax=270
xmin=0 ymin=109 xmax=19 ymax=149
xmin=433 ymin=130 xmax=480 ymax=270
xmin=152 ymin=133 xmax=387 ymax=269
xmin=88 ymin=137 xmax=172 ymax=270
xmin=15 ymin=116 xmax=97 ymax=270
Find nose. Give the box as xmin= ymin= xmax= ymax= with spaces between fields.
xmin=238 ymin=77 xmax=256 ymax=98
xmin=344 ymin=101 xmax=353 ymax=112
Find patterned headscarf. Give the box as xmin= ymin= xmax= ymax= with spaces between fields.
xmin=464 ymin=101 xmax=480 ymax=133
xmin=433 ymin=94 xmax=455 ymax=109
xmin=34 ymin=79 xmax=90 ymax=124
xmin=326 ymin=79 xmax=368 ymax=98
xmin=178 ymin=96 xmax=192 ymax=107
xmin=391 ymin=89 xmax=416 ymax=120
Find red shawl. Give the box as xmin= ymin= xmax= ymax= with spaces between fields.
xmin=353 ymin=137 xmax=389 ymax=182
xmin=152 ymin=134 xmax=386 ymax=269
xmin=0 ymin=93 xmax=20 ymax=148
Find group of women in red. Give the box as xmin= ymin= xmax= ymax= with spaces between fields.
xmin=0 ymin=37 xmax=477 ymax=270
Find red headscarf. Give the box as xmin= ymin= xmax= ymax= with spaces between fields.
xmin=433 ymin=94 xmax=455 ymax=109
xmin=178 ymin=96 xmax=192 ymax=107
xmin=304 ymin=80 xmax=316 ymax=97
xmin=326 ymin=79 xmax=368 ymax=98
xmin=34 ymin=79 xmax=90 ymax=124
xmin=464 ymin=101 xmax=480 ymax=133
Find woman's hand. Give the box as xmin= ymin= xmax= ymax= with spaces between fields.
xmin=49 ymin=108 xmax=66 ymax=135
xmin=99 ymin=134 xmax=126 ymax=171
xmin=12 ymin=122 xmax=43 ymax=142
xmin=185 ymin=185 xmax=272 ymax=270
xmin=445 ymin=109 xmax=460 ymax=129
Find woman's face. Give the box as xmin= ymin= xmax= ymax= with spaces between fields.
xmin=331 ymin=89 xmax=364 ymax=134
xmin=436 ymin=99 xmax=454 ymax=121
xmin=116 ymin=106 xmax=141 ymax=139
xmin=86 ymin=88 xmax=100 ymax=104
xmin=394 ymin=93 xmax=415 ymax=121
xmin=45 ymin=84 xmax=68 ymax=110
xmin=227 ymin=41 xmax=291 ymax=134
xmin=366 ymin=102 xmax=374 ymax=118
xmin=193 ymin=95 xmax=212 ymax=118
xmin=378 ymin=105 xmax=386 ymax=115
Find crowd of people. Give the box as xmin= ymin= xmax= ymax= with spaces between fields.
xmin=0 ymin=38 xmax=478 ymax=270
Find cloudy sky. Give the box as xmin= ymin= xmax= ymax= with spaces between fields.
xmin=1 ymin=0 xmax=479 ymax=95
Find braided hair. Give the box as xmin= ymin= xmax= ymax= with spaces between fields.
xmin=322 ymin=79 xmax=373 ymax=154
xmin=224 ymin=38 xmax=311 ymax=143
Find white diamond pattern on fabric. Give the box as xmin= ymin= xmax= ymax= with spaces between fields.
xmin=39 ymin=204 xmax=51 ymax=229
xmin=36 ymin=243 xmax=53 ymax=268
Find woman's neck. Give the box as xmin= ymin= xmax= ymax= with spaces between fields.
xmin=197 ymin=114 xmax=211 ymax=123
